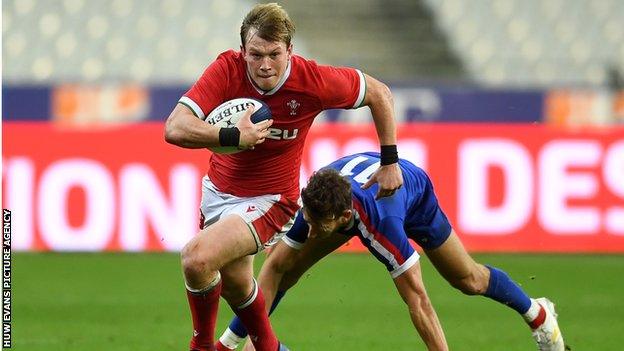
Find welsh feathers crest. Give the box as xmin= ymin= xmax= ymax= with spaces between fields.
xmin=287 ymin=99 xmax=300 ymax=115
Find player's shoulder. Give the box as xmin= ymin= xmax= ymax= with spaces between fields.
xmin=209 ymin=50 xmax=245 ymax=80
xmin=290 ymin=54 xmax=355 ymax=79
xmin=215 ymin=49 xmax=242 ymax=61
xmin=291 ymin=54 xmax=318 ymax=69
xmin=288 ymin=54 xmax=320 ymax=81
xmin=212 ymin=49 xmax=245 ymax=70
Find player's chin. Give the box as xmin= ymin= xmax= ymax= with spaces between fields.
xmin=254 ymin=77 xmax=277 ymax=90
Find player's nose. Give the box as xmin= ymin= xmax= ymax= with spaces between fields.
xmin=260 ymin=57 xmax=271 ymax=70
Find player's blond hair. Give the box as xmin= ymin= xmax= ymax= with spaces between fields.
xmin=240 ymin=3 xmax=295 ymax=48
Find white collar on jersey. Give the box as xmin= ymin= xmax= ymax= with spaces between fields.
xmin=246 ymin=59 xmax=292 ymax=96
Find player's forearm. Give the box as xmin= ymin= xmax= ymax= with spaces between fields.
xmin=363 ymin=75 xmax=397 ymax=146
xmin=257 ymin=262 xmax=286 ymax=313
xmin=164 ymin=104 xmax=220 ymax=148
xmin=407 ymin=297 xmax=448 ymax=351
xmin=394 ymin=263 xmax=447 ymax=350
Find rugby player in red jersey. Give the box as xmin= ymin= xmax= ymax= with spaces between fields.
xmin=164 ymin=3 xmax=402 ymax=350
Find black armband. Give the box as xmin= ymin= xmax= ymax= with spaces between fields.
xmin=218 ymin=127 xmax=240 ymax=147
xmin=380 ymin=144 xmax=398 ymax=165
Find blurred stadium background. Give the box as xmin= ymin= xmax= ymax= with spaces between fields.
xmin=2 ymin=0 xmax=624 ymax=350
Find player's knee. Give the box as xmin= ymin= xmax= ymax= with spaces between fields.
xmin=181 ymin=240 xmax=218 ymax=279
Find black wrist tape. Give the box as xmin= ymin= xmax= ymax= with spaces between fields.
xmin=219 ymin=127 xmax=240 ymax=147
xmin=380 ymin=144 xmax=398 ymax=165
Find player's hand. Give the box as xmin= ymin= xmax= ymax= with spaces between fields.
xmin=235 ymin=105 xmax=273 ymax=150
xmin=241 ymin=340 xmax=256 ymax=351
xmin=361 ymin=163 xmax=403 ymax=200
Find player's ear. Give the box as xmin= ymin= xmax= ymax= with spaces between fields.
xmin=287 ymin=43 xmax=293 ymax=59
xmin=341 ymin=209 xmax=353 ymax=223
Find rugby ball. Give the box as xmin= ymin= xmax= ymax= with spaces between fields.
xmin=204 ymin=98 xmax=272 ymax=154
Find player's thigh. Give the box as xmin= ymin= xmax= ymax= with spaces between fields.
xmin=423 ymin=230 xmax=478 ymax=281
xmin=199 ymin=175 xmax=299 ymax=253
xmin=183 ymin=214 xmax=258 ymax=269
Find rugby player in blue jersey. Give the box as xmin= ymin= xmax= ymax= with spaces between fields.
xmin=216 ymin=152 xmax=566 ymax=351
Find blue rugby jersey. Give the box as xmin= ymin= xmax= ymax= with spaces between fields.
xmin=283 ymin=152 xmax=452 ymax=278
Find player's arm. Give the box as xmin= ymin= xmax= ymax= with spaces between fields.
xmin=393 ymin=261 xmax=449 ymax=350
xmin=164 ymin=103 xmax=220 ymax=148
xmin=365 ymin=216 xmax=447 ymax=349
xmin=360 ymin=74 xmax=403 ymax=199
xmin=164 ymin=103 xmax=272 ymax=149
xmin=257 ymin=241 xmax=300 ymax=310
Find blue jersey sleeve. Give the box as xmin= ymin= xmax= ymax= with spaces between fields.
xmin=282 ymin=211 xmax=309 ymax=249
xmin=353 ymin=211 xmax=420 ymax=279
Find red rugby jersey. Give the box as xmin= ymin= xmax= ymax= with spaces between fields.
xmin=179 ymin=50 xmax=365 ymax=199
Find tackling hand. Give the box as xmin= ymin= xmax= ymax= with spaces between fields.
xmin=361 ymin=163 xmax=403 ymax=200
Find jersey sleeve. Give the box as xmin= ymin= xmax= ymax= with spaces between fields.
xmin=281 ymin=211 xmax=309 ymax=250
xmin=315 ymin=65 xmax=366 ymax=110
xmin=356 ymin=215 xmax=420 ymax=279
xmin=178 ymin=52 xmax=231 ymax=120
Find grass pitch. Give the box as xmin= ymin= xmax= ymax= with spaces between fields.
xmin=12 ymin=252 xmax=624 ymax=350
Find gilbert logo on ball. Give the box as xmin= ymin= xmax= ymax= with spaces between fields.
xmin=204 ymin=98 xmax=272 ymax=154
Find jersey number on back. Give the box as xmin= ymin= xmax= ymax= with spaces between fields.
xmin=339 ymin=156 xmax=379 ymax=184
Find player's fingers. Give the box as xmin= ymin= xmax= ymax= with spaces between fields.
xmin=245 ymin=105 xmax=256 ymax=116
xmin=361 ymin=177 xmax=375 ymax=189
xmin=241 ymin=341 xmax=256 ymax=351
xmin=255 ymin=137 xmax=266 ymax=145
xmin=256 ymin=118 xmax=273 ymax=129
xmin=239 ymin=106 xmax=255 ymax=123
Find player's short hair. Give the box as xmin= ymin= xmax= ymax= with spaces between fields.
xmin=240 ymin=3 xmax=295 ymax=48
xmin=301 ymin=168 xmax=352 ymax=220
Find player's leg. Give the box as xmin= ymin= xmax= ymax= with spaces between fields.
xmin=182 ymin=214 xmax=258 ymax=351
xmin=218 ymin=233 xmax=351 ymax=351
xmin=424 ymin=230 xmax=565 ymax=350
xmin=219 ymin=253 xmax=285 ymax=351
xmin=217 ymin=193 xmax=299 ymax=351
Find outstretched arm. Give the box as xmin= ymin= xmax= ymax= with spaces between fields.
xmin=240 ymin=234 xmax=349 ymax=351
xmin=256 ymin=241 xmax=300 ymax=310
xmin=360 ymin=74 xmax=403 ymax=199
xmin=393 ymin=261 xmax=448 ymax=351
